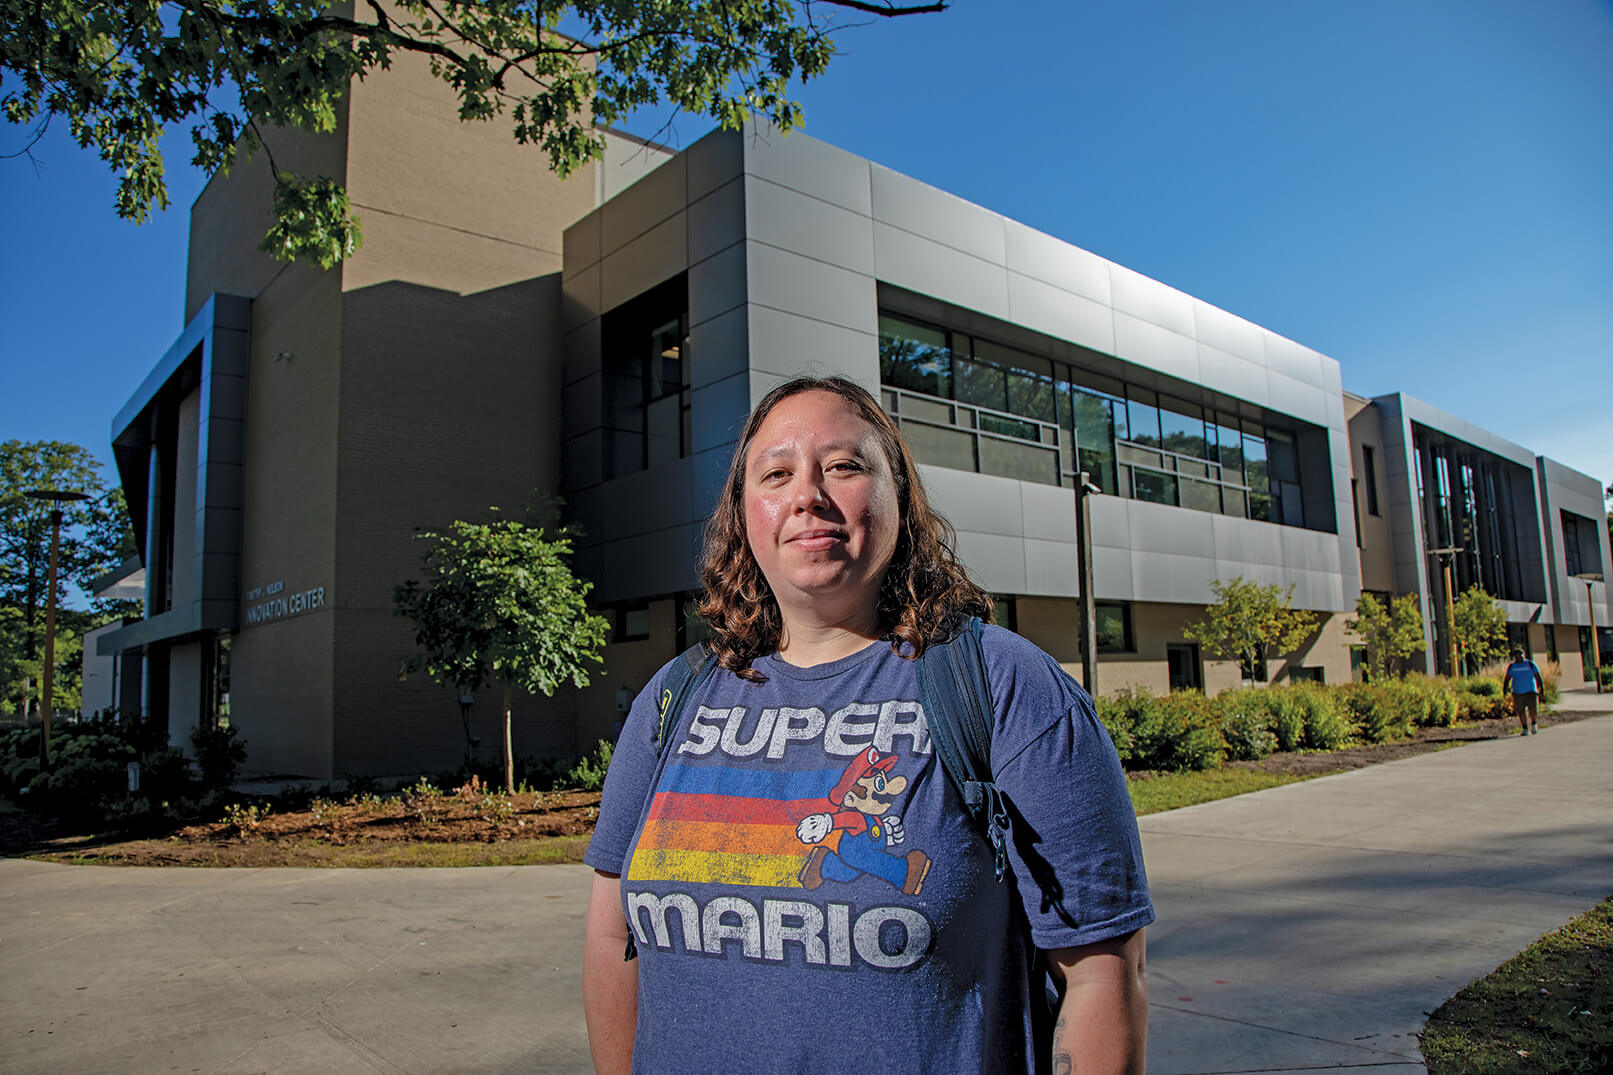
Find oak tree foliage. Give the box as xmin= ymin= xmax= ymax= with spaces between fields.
xmin=1184 ymin=576 xmax=1317 ymax=684
xmin=3 ymin=0 xmax=944 ymax=268
xmin=393 ymin=511 xmax=609 ymax=791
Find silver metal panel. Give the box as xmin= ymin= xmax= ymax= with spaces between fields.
xmin=600 ymin=153 xmax=686 ymax=254
xmin=1112 ymin=313 xmax=1200 ymax=383
xmin=1320 ymin=357 xmax=1343 ymax=396
xmin=921 ymin=466 xmax=1025 ymax=538
xmin=870 ymin=164 xmax=1006 ymax=265
xmin=1126 ymin=499 xmax=1218 ymax=559
xmin=561 ymin=262 xmax=601 ymax=334
xmin=562 ymin=319 xmax=600 ymax=388
xmin=1193 ymin=301 xmax=1266 ymax=366
xmin=689 ymin=305 xmax=749 ymax=389
xmin=1024 ymin=537 xmax=1079 ymax=596
xmin=1108 ymin=265 xmax=1196 ymax=338
xmin=688 ymin=176 xmax=746 ymax=266
xmin=561 ymin=371 xmax=601 ymax=441
xmin=1211 ymin=512 xmax=1283 ymax=565
xmin=1002 ymin=219 xmax=1111 ymax=305
xmin=1092 ymin=544 xmax=1135 ymax=602
xmin=689 ymin=241 xmax=747 ymax=329
xmin=1393 ymin=393 xmax=1535 ymax=468
xmin=744 ymin=174 xmax=875 ymax=275
xmin=690 ymin=370 xmax=751 ymax=455
xmin=745 ymin=305 xmax=879 ymax=385
xmin=686 ymin=128 xmax=744 ymax=202
xmin=690 ymin=445 xmax=733 ymax=522
xmin=1197 ymin=343 xmax=1269 ymax=407
xmin=747 ymin=241 xmax=876 ymax=334
xmin=1019 ymin=481 xmax=1077 ymax=542
xmin=1263 ymin=333 xmax=1326 ymax=387
xmin=872 ymin=222 xmax=1010 ymax=320
xmin=600 ymin=460 xmax=695 ymax=542
xmin=600 ymin=213 xmax=686 ymax=312
xmin=595 ymin=521 xmax=703 ymax=603
xmin=954 ymin=530 xmax=1027 ymax=593
xmin=1265 ymin=369 xmax=1329 ymax=426
xmin=1131 ymin=550 xmax=1219 ymax=605
xmin=1005 ymin=272 xmax=1115 ymax=356
xmin=741 ymin=125 xmax=872 ymax=216
xmin=563 ymin=210 xmax=601 ymax=275
xmin=1089 ymin=496 xmax=1133 ymax=551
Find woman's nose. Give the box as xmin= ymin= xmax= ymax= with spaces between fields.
xmin=792 ymin=472 xmax=829 ymax=511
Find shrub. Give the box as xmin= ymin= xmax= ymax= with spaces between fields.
xmin=190 ymin=721 xmax=246 ymax=790
xmin=565 ymin=739 xmax=614 ymax=792
xmin=1096 ymin=690 xmax=1154 ymax=766
xmin=1540 ymin=661 xmax=1560 ymax=705
xmin=1220 ymin=702 xmax=1277 ymax=761
xmin=1266 ymin=689 xmax=1309 ymax=752
xmin=1293 ymin=685 xmax=1350 ymax=750
xmin=1336 ymin=683 xmax=1411 ymax=743
xmin=1143 ymin=691 xmax=1225 ymax=772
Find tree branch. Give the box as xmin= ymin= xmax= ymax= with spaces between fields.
xmin=816 ymin=0 xmax=948 ymax=15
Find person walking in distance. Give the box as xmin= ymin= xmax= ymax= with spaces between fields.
xmin=1502 ymin=649 xmax=1544 ymax=736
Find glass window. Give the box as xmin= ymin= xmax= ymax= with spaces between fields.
xmin=1070 ymin=388 xmax=1118 ymax=495
xmin=1244 ymin=432 xmax=1271 ymax=521
xmin=1216 ymin=417 xmax=1244 ymax=479
xmin=1159 ymin=398 xmax=1209 ymax=460
xmin=1362 ymin=444 xmax=1380 ymax=515
xmin=616 ymin=603 xmax=651 ymax=642
xmin=1134 ymin=469 xmax=1178 ymax=506
xmin=878 ymin=314 xmax=952 ymax=399
xmin=954 ymin=354 xmax=1008 ymax=412
xmin=1094 ymin=602 xmax=1133 ymax=652
xmin=1126 ymin=390 xmax=1161 ymax=448
xmin=601 ymin=274 xmax=689 ymax=480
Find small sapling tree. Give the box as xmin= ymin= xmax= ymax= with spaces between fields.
xmin=1451 ymin=586 xmax=1509 ymax=673
xmin=394 ymin=511 xmax=608 ymax=792
xmin=1347 ymin=591 xmax=1425 ymax=679
xmin=1184 ymin=577 xmax=1317 ymax=685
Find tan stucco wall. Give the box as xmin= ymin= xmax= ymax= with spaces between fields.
xmin=1014 ymin=596 xmax=1355 ymax=696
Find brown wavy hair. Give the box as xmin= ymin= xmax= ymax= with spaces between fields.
xmin=696 ymin=376 xmax=993 ymax=679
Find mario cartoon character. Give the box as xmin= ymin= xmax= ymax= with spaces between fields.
xmin=796 ymin=746 xmax=931 ymax=896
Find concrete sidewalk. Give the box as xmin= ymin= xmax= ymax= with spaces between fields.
xmin=1143 ymin=709 xmax=1613 ymax=1073
xmin=2 ymin=708 xmax=1609 ymax=1073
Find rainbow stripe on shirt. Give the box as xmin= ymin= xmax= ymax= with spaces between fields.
xmin=627 ymin=764 xmax=842 ymax=888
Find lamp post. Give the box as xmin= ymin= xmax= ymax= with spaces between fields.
xmin=1572 ymin=572 xmax=1604 ymax=693
xmin=1426 ymin=546 xmax=1463 ymax=677
xmin=26 ymin=488 xmax=90 ymax=767
xmin=1074 ymin=471 xmax=1102 ymax=696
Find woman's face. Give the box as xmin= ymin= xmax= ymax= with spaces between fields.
xmin=742 ymin=390 xmax=901 ymax=629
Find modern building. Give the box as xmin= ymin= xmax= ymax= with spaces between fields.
xmin=96 ymin=72 xmax=1611 ymax=781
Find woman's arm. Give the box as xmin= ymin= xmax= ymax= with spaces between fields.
xmin=1045 ymin=928 xmax=1148 ymax=1075
xmin=582 ymin=870 xmax=638 ymax=1075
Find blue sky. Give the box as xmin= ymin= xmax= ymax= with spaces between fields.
xmin=3 ymin=0 xmax=1609 ymax=496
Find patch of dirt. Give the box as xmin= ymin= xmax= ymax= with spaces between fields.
xmin=1237 ymin=708 xmax=1596 ymax=778
xmin=3 ymin=788 xmax=601 ymax=868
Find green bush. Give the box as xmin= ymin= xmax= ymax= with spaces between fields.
xmin=1336 ymin=683 xmax=1413 ymax=743
xmin=1096 ymin=690 xmax=1153 ymax=766
xmin=1265 ymin=689 xmax=1309 ymax=752
xmin=1220 ymin=703 xmax=1277 ymax=761
xmin=1293 ymin=685 xmax=1351 ymax=750
xmin=565 ymin=739 xmax=614 ymax=791
xmin=190 ymin=721 xmax=246 ymax=790
xmin=1142 ymin=691 xmax=1225 ymax=772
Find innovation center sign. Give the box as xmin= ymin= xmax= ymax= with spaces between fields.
xmin=243 ymin=579 xmax=328 ymax=627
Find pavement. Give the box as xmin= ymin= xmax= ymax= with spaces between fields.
xmin=2 ymin=692 xmax=1609 ymax=1074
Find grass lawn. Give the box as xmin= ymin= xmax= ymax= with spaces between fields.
xmin=1421 ymin=895 xmax=1611 ymax=1073
xmin=1128 ymin=768 xmax=1309 ymax=815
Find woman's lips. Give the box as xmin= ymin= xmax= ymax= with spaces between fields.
xmin=788 ymin=530 xmax=847 ymax=551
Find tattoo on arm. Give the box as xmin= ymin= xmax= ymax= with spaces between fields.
xmin=1053 ymin=1055 xmax=1072 ymax=1075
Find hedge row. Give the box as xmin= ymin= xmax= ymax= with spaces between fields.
xmin=1096 ymin=675 xmax=1526 ymax=774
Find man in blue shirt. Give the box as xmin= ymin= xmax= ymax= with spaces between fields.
xmin=1502 ymin=649 xmax=1544 ymax=736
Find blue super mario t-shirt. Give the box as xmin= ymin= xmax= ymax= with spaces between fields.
xmin=585 ymin=626 xmax=1153 ymax=1074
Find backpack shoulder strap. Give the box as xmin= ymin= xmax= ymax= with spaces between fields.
xmin=916 ymin=616 xmax=1011 ymax=882
xmin=653 ymin=643 xmax=717 ymax=754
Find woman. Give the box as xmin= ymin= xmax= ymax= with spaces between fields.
xmin=582 ymin=377 xmax=1151 ymax=1073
